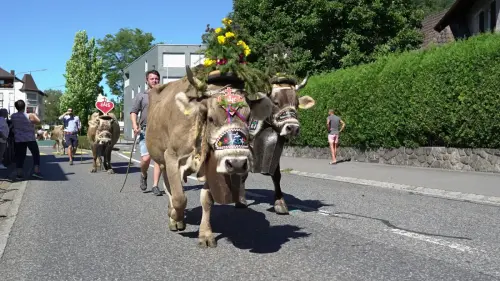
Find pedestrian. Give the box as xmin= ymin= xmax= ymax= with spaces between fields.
xmin=326 ymin=109 xmax=345 ymax=165
xmin=130 ymin=70 xmax=162 ymax=196
xmin=10 ymin=100 xmax=43 ymax=180
xmin=0 ymin=108 xmax=9 ymax=169
xmin=59 ymin=108 xmax=81 ymax=165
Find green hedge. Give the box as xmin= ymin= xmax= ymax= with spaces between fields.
xmin=77 ymin=136 xmax=91 ymax=150
xmin=294 ymin=33 xmax=500 ymax=149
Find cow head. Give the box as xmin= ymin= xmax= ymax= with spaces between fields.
xmin=175 ymin=66 xmax=273 ymax=175
xmin=268 ymin=75 xmax=315 ymax=137
xmin=93 ymin=114 xmax=117 ymax=155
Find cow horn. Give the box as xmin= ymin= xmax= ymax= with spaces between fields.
xmin=295 ymin=72 xmax=309 ymax=90
xmin=185 ymin=65 xmax=205 ymax=91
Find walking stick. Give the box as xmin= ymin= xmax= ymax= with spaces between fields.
xmin=119 ymin=133 xmax=139 ymax=193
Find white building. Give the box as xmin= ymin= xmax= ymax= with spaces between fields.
xmin=0 ymin=67 xmax=45 ymax=119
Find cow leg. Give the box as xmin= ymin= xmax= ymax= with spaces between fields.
xmin=105 ymin=146 xmax=114 ymax=174
xmin=90 ymin=143 xmax=98 ymax=173
xmin=199 ymin=185 xmax=216 ymax=248
xmin=162 ymin=168 xmax=185 ymax=231
xmin=164 ymin=150 xmax=187 ymax=231
xmin=234 ymin=174 xmax=248 ymax=209
xmin=272 ymin=163 xmax=289 ymax=215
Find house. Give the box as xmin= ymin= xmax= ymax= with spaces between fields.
xmin=0 ymin=67 xmax=46 ymax=119
xmin=122 ymin=44 xmax=206 ymax=140
xmin=433 ymin=0 xmax=498 ymax=43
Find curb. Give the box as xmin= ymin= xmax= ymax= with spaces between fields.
xmin=113 ymin=151 xmax=500 ymax=207
xmin=288 ymin=170 xmax=500 ymax=207
xmin=0 ymin=180 xmax=28 ymax=259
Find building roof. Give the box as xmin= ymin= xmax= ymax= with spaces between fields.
xmin=435 ymin=0 xmax=475 ymax=32
xmin=421 ymin=9 xmax=455 ymax=48
xmin=0 ymin=67 xmax=23 ymax=82
xmin=20 ymin=74 xmax=46 ymax=96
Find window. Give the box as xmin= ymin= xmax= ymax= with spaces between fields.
xmin=0 ymin=93 xmax=3 ymax=108
xmin=145 ymin=60 xmax=148 ymax=71
xmin=162 ymin=53 xmax=186 ymax=68
xmin=190 ymin=53 xmax=205 ymax=67
xmin=0 ymin=79 xmax=14 ymax=88
xmin=145 ymin=83 xmax=147 ymax=90
xmin=9 ymin=92 xmax=14 ymax=114
xmin=138 ymin=85 xmax=141 ymax=94
xmin=479 ymin=11 xmax=485 ymax=33
xmin=132 ymin=89 xmax=135 ymax=99
xmin=490 ymin=1 xmax=497 ymax=32
xmin=26 ymin=106 xmax=37 ymax=114
xmin=27 ymin=93 xmax=38 ymax=106
xmin=162 ymin=77 xmax=182 ymax=84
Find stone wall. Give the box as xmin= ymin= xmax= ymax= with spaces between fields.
xmin=282 ymin=146 xmax=500 ymax=173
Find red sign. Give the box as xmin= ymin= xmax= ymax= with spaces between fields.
xmin=95 ymin=97 xmax=114 ymax=115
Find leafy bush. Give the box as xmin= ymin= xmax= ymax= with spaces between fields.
xmin=294 ymin=33 xmax=500 ymax=149
xmin=77 ymin=136 xmax=91 ymax=150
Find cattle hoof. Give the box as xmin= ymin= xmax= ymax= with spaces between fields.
xmin=168 ymin=217 xmax=185 ymax=231
xmin=90 ymin=168 xmax=97 ymax=173
xmin=176 ymin=221 xmax=186 ymax=231
xmin=198 ymin=235 xmax=217 ymax=248
xmin=107 ymin=169 xmax=115 ymax=174
xmin=235 ymin=202 xmax=247 ymax=209
xmin=274 ymin=199 xmax=289 ymax=215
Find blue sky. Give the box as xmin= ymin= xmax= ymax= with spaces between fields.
xmin=0 ymin=0 xmax=233 ymax=98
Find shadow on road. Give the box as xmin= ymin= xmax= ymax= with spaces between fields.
xmin=180 ymin=204 xmax=310 ymax=253
xmin=111 ymin=161 xmax=140 ymax=174
xmin=246 ymin=188 xmax=334 ymax=213
xmin=0 ymin=155 xmax=72 ymax=182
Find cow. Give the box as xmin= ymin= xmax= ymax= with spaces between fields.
xmin=238 ymin=75 xmax=316 ymax=215
xmin=87 ymin=112 xmax=120 ymax=174
xmin=51 ymin=125 xmax=65 ymax=154
xmin=146 ymin=65 xmax=273 ymax=248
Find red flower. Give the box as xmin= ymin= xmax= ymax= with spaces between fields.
xmin=223 ymin=138 xmax=229 ymax=143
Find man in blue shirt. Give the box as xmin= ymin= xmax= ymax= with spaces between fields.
xmin=59 ymin=108 xmax=81 ymax=165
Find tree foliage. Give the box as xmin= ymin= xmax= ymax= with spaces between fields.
xmin=61 ymin=30 xmax=104 ymax=132
xmin=414 ymin=0 xmax=455 ymax=16
xmin=97 ymin=28 xmax=157 ymax=99
xmin=292 ymin=33 xmax=500 ymax=149
xmin=43 ymin=89 xmax=63 ymax=125
xmin=230 ymin=0 xmax=425 ymax=77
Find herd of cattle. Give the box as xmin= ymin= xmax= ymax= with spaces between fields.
xmin=51 ymin=65 xmax=316 ymax=249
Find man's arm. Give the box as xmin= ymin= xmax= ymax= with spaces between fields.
xmin=326 ymin=118 xmax=330 ymax=133
xmin=29 ymin=113 xmax=41 ymax=124
xmin=58 ymin=112 xmax=67 ymax=120
xmin=340 ymin=119 xmax=346 ymax=132
xmin=130 ymin=95 xmax=142 ymax=136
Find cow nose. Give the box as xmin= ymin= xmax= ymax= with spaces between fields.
xmin=225 ymin=158 xmax=248 ymax=174
xmin=286 ymin=125 xmax=300 ymax=136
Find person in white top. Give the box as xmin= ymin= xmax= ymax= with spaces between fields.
xmin=0 ymin=108 xmax=9 ymax=169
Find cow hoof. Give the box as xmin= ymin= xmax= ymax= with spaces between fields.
xmin=107 ymin=169 xmax=115 ymax=174
xmin=235 ymin=202 xmax=247 ymax=209
xmin=274 ymin=199 xmax=289 ymax=215
xmin=198 ymin=234 xmax=217 ymax=248
xmin=90 ymin=168 xmax=97 ymax=173
xmin=168 ymin=217 xmax=186 ymax=231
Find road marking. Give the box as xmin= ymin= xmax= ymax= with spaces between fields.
xmin=386 ymin=229 xmax=476 ymax=253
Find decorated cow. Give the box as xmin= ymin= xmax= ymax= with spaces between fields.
xmin=51 ymin=125 xmax=65 ymax=154
xmin=88 ymin=95 xmax=120 ymax=174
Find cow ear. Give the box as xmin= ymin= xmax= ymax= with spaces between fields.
xmin=247 ymin=92 xmax=273 ymax=120
xmin=298 ymin=95 xmax=315 ymax=109
xmin=175 ymin=92 xmax=201 ymax=116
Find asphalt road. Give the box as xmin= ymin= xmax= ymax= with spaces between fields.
xmin=0 ymin=146 xmax=499 ymax=280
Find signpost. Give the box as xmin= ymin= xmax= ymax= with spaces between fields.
xmin=95 ymin=94 xmax=115 ymax=115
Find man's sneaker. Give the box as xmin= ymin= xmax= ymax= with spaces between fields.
xmin=152 ymin=186 xmax=162 ymax=196
xmin=140 ymin=175 xmax=147 ymax=192
xmin=32 ymin=172 xmax=43 ymax=179
xmin=69 ymin=160 xmax=73 ymax=165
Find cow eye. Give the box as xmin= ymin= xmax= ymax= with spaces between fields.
xmin=208 ymin=116 xmax=214 ymax=122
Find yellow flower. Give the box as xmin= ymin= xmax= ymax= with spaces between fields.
xmin=237 ymin=40 xmax=246 ymax=47
xmin=217 ymin=35 xmax=226 ymax=44
xmin=204 ymin=59 xmax=215 ymax=66
xmin=222 ymin=17 xmax=233 ymax=26
xmin=244 ymin=47 xmax=251 ymax=56
xmin=225 ymin=32 xmax=235 ymax=38
xmin=215 ymin=27 xmax=222 ymax=34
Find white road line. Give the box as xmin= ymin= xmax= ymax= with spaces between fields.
xmin=386 ymin=229 xmax=476 ymax=253
xmin=113 ymin=151 xmax=480 ymax=253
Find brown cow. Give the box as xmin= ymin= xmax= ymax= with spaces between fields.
xmin=51 ymin=125 xmax=65 ymax=154
xmin=87 ymin=112 xmax=120 ymax=173
xmin=146 ymin=65 xmax=273 ymax=248
xmin=240 ymin=76 xmax=316 ymax=214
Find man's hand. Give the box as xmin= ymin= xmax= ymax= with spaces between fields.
xmin=133 ymin=125 xmax=141 ymax=136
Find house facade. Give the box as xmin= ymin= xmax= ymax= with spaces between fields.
xmin=0 ymin=67 xmax=45 ymax=119
xmin=434 ymin=0 xmax=499 ymax=39
xmin=122 ymin=44 xmax=206 ymax=140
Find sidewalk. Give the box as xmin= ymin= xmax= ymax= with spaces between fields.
xmin=279 ymin=156 xmax=500 ymax=199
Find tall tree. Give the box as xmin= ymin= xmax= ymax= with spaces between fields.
xmin=229 ymin=0 xmax=425 ymax=77
xmin=96 ymin=28 xmax=158 ymax=99
xmin=43 ymin=89 xmax=63 ymax=125
xmin=61 ymin=30 xmax=104 ymax=132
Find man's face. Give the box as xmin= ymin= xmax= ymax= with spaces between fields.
xmin=146 ymin=73 xmax=160 ymax=89
xmin=68 ymin=108 xmax=73 ymax=115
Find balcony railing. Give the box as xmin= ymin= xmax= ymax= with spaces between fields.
xmin=0 ymin=83 xmax=14 ymax=88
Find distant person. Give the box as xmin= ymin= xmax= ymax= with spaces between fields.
xmin=0 ymin=108 xmax=9 ymax=169
xmin=10 ymin=100 xmax=43 ymax=180
xmin=59 ymin=108 xmax=81 ymax=165
xmin=326 ymin=109 xmax=345 ymax=165
xmin=130 ymin=70 xmax=162 ymax=196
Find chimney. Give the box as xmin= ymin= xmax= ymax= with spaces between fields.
xmin=10 ymin=70 xmax=15 ymax=76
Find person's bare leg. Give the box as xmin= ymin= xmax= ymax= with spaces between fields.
xmin=151 ymin=162 xmax=162 ymax=196
xmin=329 ymin=141 xmax=336 ymax=163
